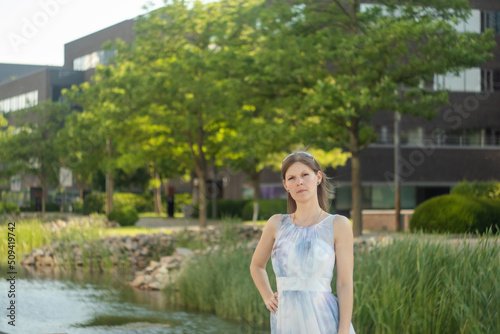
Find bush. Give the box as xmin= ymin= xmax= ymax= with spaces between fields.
xmin=107 ymin=205 xmax=139 ymax=226
xmin=241 ymin=199 xmax=288 ymax=221
xmin=206 ymin=199 xmax=251 ymax=219
xmin=83 ymin=194 xmax=106 ymax=215
xmin=18 ymin=201 xmax=60 ymax=212
xmin=71 ymin=201 xmax=83 ymax=214
xmin=451 ymin=180 xmax=500 ymax=199
xmin=175 ymin=192 xmax=192 ymax=214
xmin=0 ymin=202 xmax=20 ymax=214
xmin=410 ymin=194 xmax=500 ymax=233
xmin=113 ymin=193 xmax=154 ymax=213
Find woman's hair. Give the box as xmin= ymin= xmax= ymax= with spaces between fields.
xmin=281 ymin=151 xmax=333 ymax=213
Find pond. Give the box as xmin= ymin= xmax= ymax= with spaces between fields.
xmin=0 ymin=266 xmax=269 ymax=334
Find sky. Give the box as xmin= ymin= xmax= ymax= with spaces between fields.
xmin=0 ymin=0 xmax=165 ymax=66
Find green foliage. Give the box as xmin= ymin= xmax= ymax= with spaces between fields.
xmin=167 ymin=245 xmax=275 ymax=327
xmin=241 ymin=199 xmax=288 ymax=221
xmin=206 ymin=199 xmax=252 ymax=219
xmin=0 ymin=101 xmax=72 ymax=214
xmin=107 ymin=205 xmax=139 ymax=226
xmin=410 ymin=195 xmax=500 ymax=233
xmin=0 ymin=216 xmax=107 ymax=267
xmin=174 ymin=192 xmax=192 ymax=214
xmin=451 ymin=180 xmax=500 ymax=199
xmin=18 ymin=201 xmax=60 ymax=212
xmin=0 ymin=202 xmax=20 ymax=214
xmin=113 ymin=192 xmax=154 ymax=213
xmin=169 ymin=233 xmax=500 ymax=332
xmin=83 ymin=194 xmax=106 ymax=214
xmin=71 ymin=201 xmax=83 ymax=214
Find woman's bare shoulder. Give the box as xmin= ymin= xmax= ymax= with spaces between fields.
xmin=260 ymin=214 xmax=283 ymax=240
xmin=266 ymin=214 xmax=283 ymax=230
xmin=332 ymin=214 xmax=354 ymax=238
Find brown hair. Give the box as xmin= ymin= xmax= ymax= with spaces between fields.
xmin=281 ymin=151 xmax=333 ymax=213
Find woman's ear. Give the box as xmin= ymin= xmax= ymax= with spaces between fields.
xmin=317 ymin=171 xmax=322 ymax=183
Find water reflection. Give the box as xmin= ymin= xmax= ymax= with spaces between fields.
xmin=0 ymin=266 xmax=269 ymax=334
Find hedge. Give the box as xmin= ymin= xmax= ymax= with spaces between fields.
xmin=241 ymin=199 xmax=288 ymax=221
xmin=83 ymin=192 xmax=156 ymax=214
xmin=410 ymin=194 xmax=500 ymax=233
xmin=451 ymin=180 xmax=500 ymax=200
xmin=107 ymin=205 xmax=139 ymax=226
xmin=0 ymin=202 xmax=20 ymax=215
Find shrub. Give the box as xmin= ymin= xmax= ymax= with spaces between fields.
xmin=18 ymin=201 xmax=60 ymax=212
xmin=0 ymin=202 xmax=20 ymax=214
xmin=206 ymin=199 xmax=251 ymax=219
xmin=410 ymin=194 xmax=500 ymax=233
xmin=107 ymin=205 xmax=139 ymax=226
xmin=113 ymin=193 xmax=154 ymax=213
xmin=83 ymin=193 xmax=106 ymax=214
xmin=241 ymin=199 xmax=288 ymax=221
xmin=451 ymin=180 xmax=500 ymax=199
xmin=175 ymin=192 xmax=192 ymax=214
xmin=71 ymin=201 xmax=83 ymax=214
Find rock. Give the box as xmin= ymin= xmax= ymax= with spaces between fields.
xmin=174 ymin=247 xmax=194 ymax=258
xmin=148 ymin=281 xmax=167 ymax=290
xmin=129 ymin=275 xmax=145 ymax=288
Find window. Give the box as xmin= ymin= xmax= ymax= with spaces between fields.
xmin=482 ymin=11 xmax=500 ymax=33
xmin=481 ymin=69 xmax=500 ymax=92
xmin=73 ymin=49 xmax=116 ymax=71
xmin=434 ymin=68 xmax=481 ymax=92
xmin=0 ymin=90 xmax=38 ymax=113
xmin=406 ymin=127 xmax=424 ymax=145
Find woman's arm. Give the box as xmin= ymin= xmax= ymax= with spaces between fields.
xmin=249 ymin=214 xmax=281 ymax=313
xmin=333 ymin=215 xmax=355 ymax=334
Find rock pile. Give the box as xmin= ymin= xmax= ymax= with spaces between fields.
xmin=21 ymin=233 xmax=176 ymax=269
xmin=128 ymin=247 xmax=195 ymax=290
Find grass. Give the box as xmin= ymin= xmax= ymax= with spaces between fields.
xmin=166 ymin=231 xmax=500 ymax=334
xmin=138 ymin=212 xmax=184 ymax=218
xmin=0 ymin=217 xmax=107 ymax=266
xmin=104 ymin=226 xmax=162 ymax=236
xmin=0 ymin=216 xmax=166 ymax=268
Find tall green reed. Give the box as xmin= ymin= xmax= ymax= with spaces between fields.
xmin=353 ymin=232 xmax=499 ymax=334
xmin=0 ymin=216 xmax=106 ymax=267
xmin=167 ymin=231 xmax=499 ymax=333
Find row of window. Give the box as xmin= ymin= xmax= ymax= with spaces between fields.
xmin=73 ymin=49 xmax=116 ymax=71
xmin=0 ymin=90 xmax=38 ymax=113
xmin=378 ymin=127 xmax=500 ymax=146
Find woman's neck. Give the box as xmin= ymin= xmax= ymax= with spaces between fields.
xmin=293 ymin=199 xmax=323 ymax=223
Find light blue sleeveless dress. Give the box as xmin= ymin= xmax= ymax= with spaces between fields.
xmin=270 ymin=214 xmax=356 ymax=334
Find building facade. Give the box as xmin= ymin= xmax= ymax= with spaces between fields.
xmin=1 ymin=3 xmax=499 ymax=216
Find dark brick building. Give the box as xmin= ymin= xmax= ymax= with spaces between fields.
xmin=0 ymin=4 xmax=499 ymax=216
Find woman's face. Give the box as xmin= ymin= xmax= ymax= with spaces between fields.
xmin=283 ymin=162 xmax=321 ymax=200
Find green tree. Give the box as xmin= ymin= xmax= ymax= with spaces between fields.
xmin=0 ymin=101 xmax=71 ymax=214
xmin=121 ymin=0 xmax=266 ymax=227
xmin=272 ymin=0 xmax=496 ymax=236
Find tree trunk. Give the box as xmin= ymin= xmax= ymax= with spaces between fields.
xmin=154 ymin=170 xmax=162 ymax=215
xmin=198 ymin=173 xmax=207 ymax=228
xmin=77 ymin=174 xmax=84 ymax=201
xmin=349 ymin=122 xmax=362 ymax=237
xmin=41 ymin=175 xmax=46 ymax=216
xmin=105 ymin=138 xmax=114 ymax=214
xmin=251 ymin=170 xmax=261 ymax=224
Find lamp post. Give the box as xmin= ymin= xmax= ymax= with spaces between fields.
xmin=394 ymin=83 xmax=403 ymax=231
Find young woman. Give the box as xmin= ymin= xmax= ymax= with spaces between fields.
xmin=250 ymin=151 xmax=356 ymax=334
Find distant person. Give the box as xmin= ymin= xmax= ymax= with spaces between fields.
xmin=250 ymin=151 xmax=356 ymax=333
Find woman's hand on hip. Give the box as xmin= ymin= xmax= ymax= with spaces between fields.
xmin=265 ymin=291 xmax=279 ymax=314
